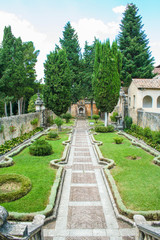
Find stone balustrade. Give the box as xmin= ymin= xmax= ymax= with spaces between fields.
xmin=0 ymin=206 xmax=45 ymax=240
xmin=134 ymin=215 xmax=160 ymax=240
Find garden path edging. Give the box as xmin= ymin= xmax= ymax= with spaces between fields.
xmin=1 ymin=128 xmax=72 ymax=221
xmin=90 ymin=131 xmax=160 ymax=222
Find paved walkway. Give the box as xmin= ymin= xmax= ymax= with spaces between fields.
xmin=43 ymin=120 xmax=135 ymax=240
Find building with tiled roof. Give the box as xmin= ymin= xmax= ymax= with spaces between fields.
xmin=128 ymin=78 xmax=160 ymax=123
xmin=153 ymin=65 xmax=160 ymax=75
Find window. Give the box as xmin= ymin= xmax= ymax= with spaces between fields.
xmin=129 ymin=97 xmax=131 ymax=107
xmin=157 ymin=96 xmax=160 ymax=108
xmin=133 ymin=95 xmax=135 ymax=108
xmin=143 ymin=95 xmax=152 ymax=108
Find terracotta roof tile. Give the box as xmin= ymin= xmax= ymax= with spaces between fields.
xmin=132 ymin=78 xmax=160 ymax=89
xmin=154 ymin=68 xmax=160 ymax=74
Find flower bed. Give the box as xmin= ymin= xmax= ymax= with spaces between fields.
xmin=0 ymin=127 xmax=43 ymax=156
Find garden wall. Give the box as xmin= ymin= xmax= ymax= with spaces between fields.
xmin=0 ymin=112 xmax=41 ymax=145
xmin=137 ymin=110 xmax=160 ymax=131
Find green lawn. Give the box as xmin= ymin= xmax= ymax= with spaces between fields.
xmin=0 ymin=130 xmax=69 ymax=213
xmin=63 ymin=119 xmax=75 ymax=127
xmin=94 ymin=132 xmax=160 ymax=211
xmin=88 ymin=119 xmax=104 ymax=127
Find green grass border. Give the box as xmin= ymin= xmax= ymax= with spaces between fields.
xmin=1 ymin=128 xmax=72 ymax=221
xmin=91 ymin=131 xmax=160 ymax=220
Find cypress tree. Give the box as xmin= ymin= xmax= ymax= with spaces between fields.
xmin=118 ymin=3 xmax=154 ymax=86
xmin=93 ymin=40 xmax=121 ymax=126
xmin=60 ymin=22 xmax=81 ymax=103
xmin=43 ymin=49 xmax=71 ymax=116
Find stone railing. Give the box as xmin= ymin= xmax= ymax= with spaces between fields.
xmin=134 ymin=215 xmax=160 ymax=240
xmin=0 ymin=206 xmax=45 ymax=240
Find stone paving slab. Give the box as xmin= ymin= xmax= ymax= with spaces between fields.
xmin=67 ymin=206 xmax=107 ymax=229
xmin=70 ymin=186 xmax=100 ymax=201
xmin=73 ymin=157 xmax=92 ymax=162
xmin=72 ymin=164 xmax=94 ymax=171
xmin=71 ymin=172 xmax=97 ymax=184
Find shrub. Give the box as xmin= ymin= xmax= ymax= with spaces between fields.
xmin=153 ymin=131 xmax=160 ymax=144
xmin=110 ymin=112 xmax=118 ymax=122
xmin=29 ymin=139 xmax=53 ymax=156
xmin=54 ymin=117 xmax=63 ymax=131
xmin=107 ymin=125 xmax=114 ymax=132
xmin=0 ymin=174 xmax=32 ymax=203
xmin=0 ymin=127 xmax=43 ymax=156
xmin=47 ymin=115 xmax=54 ymax=125
xmin=47 ymin=131 xmax=58 ymax=139
xmin=144 ymin=127 xmax=152 ymax=139
xmin=62 ymin=113 xmax=72 ymax=123
xmin=95 ymin=126 xmax=108 ymax=133
xmin=131 ymin=124 xmax=137 ymax=132
xmin=30 ymin=118 xmax=39 ymax=125
xmin=0 ymin=124 xmax=4 ymax=133
xmin=113 ymin=137 xmax=124 ymax=144
xmin=88 ymin=116 xmax=91 ymax=119
xmin=124 ymin=116 xmax=132 ymax=129
xmin=92 ymin=114 xmax=100 ymax=123
xmin=9 ymin=125 xmax=16 ymax=133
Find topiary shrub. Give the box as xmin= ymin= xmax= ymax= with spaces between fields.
xmin=62 ymin=113 xmax=72 ymax=123
xmin=110 ymin=112 xmax=118 ymax=122
xmin=92 ymin=114 xmax=100 ymax=123
xmin=113 ymin=137 xmax=124 ymax=144
xmin=46 ymin=131 xmax=60 ymax=140
xmin=107 ymin=125 xmax=114 ymax=132
xmin=95 ymin=126 xmax=108 ymax=133
xmin=29 ymin=139 xmax=53 ymax=156
xmin=124 ymin=116 xmax=132 ymax=129
xmin=0 ymin=174 xmax=32 ymax=203
xmin=54 ymin=117 xmax=63 ymax=131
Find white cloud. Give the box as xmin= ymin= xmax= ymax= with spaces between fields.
xmin=0 ymin=11 xmax=54 ymax=80
xmin=150 ymin=42 xmax=160 ymax=66
xmin=112 ymin=5 xmax=126 ymax=14
xmin=71 ymin=18 xmax=120 ymax=50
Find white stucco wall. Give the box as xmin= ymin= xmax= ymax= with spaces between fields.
xmin=128 ymin=81 xmax=160 ymax=124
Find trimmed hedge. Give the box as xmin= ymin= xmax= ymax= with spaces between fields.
xmin=0 ymin=174 xmax=32 ymax=203
xmin=29 ymin=139 xmax=53 ymax=156
xmin=95 ymin=125 xmax=114 ymax=133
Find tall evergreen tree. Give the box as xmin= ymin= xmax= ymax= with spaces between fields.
xmin=81 ymin=40 xmax=97 ymax=117
xmin=43 ymin=49 xmax=71 ymax=116
xmin=0 ymin=26 xmax=16 ymax=116
xmin=93 ymin=40 xmax=121 ymax=126
xmin=60 ymin=22 xmax=81 ymax=103
xmin=118 ymin=3 xmax=154 ymax=86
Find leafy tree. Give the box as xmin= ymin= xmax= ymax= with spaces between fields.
xmin=22 ymin=41 xmax=40 ymax=112
xmin=118 ymin=3 xmax=154 ymax=86
xmin=60 ymin=22 xmax=81 ymax=103
xmin=0 ymin=26 xmax=16 ymax=116
xmin=43 ymin=48 xmax=71 ymax=116
xmin=93 ymin=40 xmax=121 ymax=126
xmin=81 ymin=40 xmax=97 ymax=117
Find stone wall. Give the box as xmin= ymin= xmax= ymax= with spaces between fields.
xmin=71 ymin=102 xmax=99 ymax=117
xmin=137 ymin=110 xmax=160 ymax=131
xmin=0 ymin=112 xmax=41 ymax=145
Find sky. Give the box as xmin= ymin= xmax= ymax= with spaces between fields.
xmin=0 ymin=0 xmax=160 ymax=80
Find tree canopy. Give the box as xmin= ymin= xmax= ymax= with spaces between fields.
xmin=93 ymin=40 xmax=121 ymax=126
xmin=60 ymin=22 xmax=81 ymax=103
xmin=118 ymin=3 xmax=154 ymax=86
xmin=43 ymin=48 xmax=71 ymax=116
